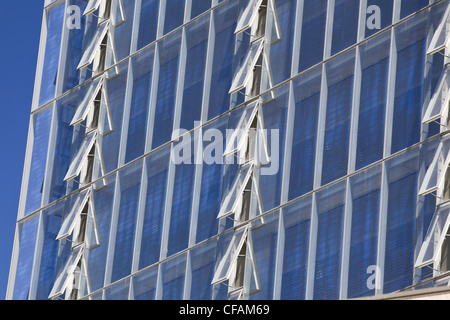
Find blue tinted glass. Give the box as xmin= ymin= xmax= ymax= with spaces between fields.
xmin=39 ymin=4 xmax=64 ymax=106
xmin=133 ymin=264 xmax=158 ymax=299
xmin=347 ymin=165 xmax=381 ymax=299
xmin=280 ymin=196 xmax=311 ymax=300
xmin=137 ymin=0 xmax=159 ymax=50
xmin=313 ymin=180 xmax=346 ymax=300
xmin=400 ymin=0 xmax=429 ymax=19
xmin=331 ymin=0 xmax=359 ymax=56
xmin=151 ymin=32 xmax=181 ymax=149
xmin=87 ymin=174 xmax=116 ymax=292
xmin=269 ymin=0 xmax=296 ymax=84
xmin=356 ymin=31 xmax=390 ymax=170
xmin=391 ymin=16 xmax=427 ymax=154
xmin=180 ymin=14 xmax=210 ymax=131
xmin=321 ymin=50 xmax=355 ymax=186
xmin=13 ymin=217 xmax=39 ymax=300
xmin=299 ymin=0 xmax=327 ymax=72
xmin=207 ymin=1 xmax=238 ymax=120
xmin=25 ymin=108 xmax=53 ymax=216
xmin=365 ymin=0 xmax=393 ymax=38
xmin=189 ymin=240 xmax=216 ymax=300
xmin=139 ymin=147 xmax=170 ymax=269
xmin=191 ymin=0 xmax=211 ymax=18
xmin=161 ymin=253 xmax=186 ymax=300
xmin=164 ymin=0 xmax=185 ymax=34
xmin=384 ymin=148 xmax=419 ymax=294
xmin=125 ymin=47 xmax=154 ymax=163
xmin=289 ymin=67 xmax=321 ymax=200
xmin=114 ymin=0 xmax=135 ymax=61
xmin=111 ymin=162 xmax=142 ymax=283
xmin=50 ymin=93 xmax=77 ymax=202
xmin=63 ymin=0 xmax=87 ymax=92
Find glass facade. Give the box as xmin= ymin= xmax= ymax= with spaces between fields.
xmin=8 ymin=0 xmax=450 ymax=300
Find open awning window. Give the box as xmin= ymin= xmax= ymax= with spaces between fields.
xmin=71 ymin=77 xmax=104 ymax=126
xmin=419 ymin=134 xmax=450 ymax=195
xmin=235 ymin=0 xmax=264 ymax=34
xmin=229 ymin=37 xmax=265 ymax=94
xmin=422 ymin=66 xmax=450 ymax=124
xmin=64 ymin=131 xmax=98 ymax=181
xmin=56 ymin=188 xmax=91 ymax=241
xmin=427 ymin=3 xmax=450 ymax=55
xmin=415 ymin=202 xmax=450 ymax=268
xmin=77 ymin=21 xmax=110 ymax=70
xmin=48 ymin=246 xmax=84 ymax=299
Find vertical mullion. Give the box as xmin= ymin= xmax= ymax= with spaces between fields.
xmin=376 ymin=162 xmax=389 ymax=295
xmin=272 ymin=208 xmax=285 ymax=300
xmin=348 ymin=47 xmax=362 ymax=174
xmin=41 ymin=104 xmax=58 ymax=208
xmin=172 ymin=28 xmax=188 ymax=135
xmin=27 ymin=212 xmax=45 ymax=300
xmin=384 ymin=28 xmax=398 ymax=158
xmin=130 ymin=0 xmax=142 ymax=55
xmin=200 ymin=11 xmax=215 ymax=123
xmin=144 ymin=43 xmax=160 ymax=153
xmin=32 ymin=10 xmax=49 ymax=112
xmin=280 ymin=81 xmax=295 ymax=204
xmin=305 ymin=193 xmax=318 ymax=299
xmin=160 ymin=146 xmax=176 ymax=260
xmin=290 ymin=0 xmax=303 ymax=77
xmin=323 ymin=0 xmax=335 ymax=60
xmin=54 ymin=0 xmax=70 ymax=98
xmin=314 ymin=63 xmax=328 ymax=189
xmin=357 ymin=0 xmax=368 ymax=42
xmin=157 ymin=0 xmax=167 ymax=39
xmin=340 ymin=178 xmax=352 ymax=299
xmin=117 ymin=58 xmax=134 ymax=166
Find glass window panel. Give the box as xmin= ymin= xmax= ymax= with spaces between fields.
xmin=125 ymin=46 xmax=154 ymax=163
xmin=85 ymin=173 xmax=116 ymax=292
xmin=289 ymin=67 xmax=321 ymax=200
xmin=331 ymin=0 xmax=360 ymax=56
xmin=77 ymin=21 xmax=109 ymax=69
xmin=384 ymin=146 xmax=419 ymax=294
xmin=84 ymin=0 xmax=102 ymax=15
xmin=133 ymin=264 xmax=158 ymax=300
xmin=151 ymin=31 xmax=182 ymax=149
xmin=217 ymin=163 xmax=253 ymax=219
xmin=427 ymin=3 xmax=450 ymax=55
xmin=164 ymin=0 xmax=185 ymax=34
xmin=137 ymin=0 xmax=159 ymax=50
xmin=64 ymin=130 xmax=98 ymax=181
xmin=415 ymin=202 xmax=450 ymax=268
xmin=111 ymin=160 xmax=142 ymax=283
xmin=298 ymin=0 xmax=327 ymax=73
xmin=39 ymin=3 xmax=65 ymax=106
xmin=347 ymin=164 xmax=382 ymax=299
xmin=189 ymin=239 xmax=217 ymax=300
xmin=71 ymin=77 xmax=103 ymax=126
xmin=49 ymin=245 xmax=83 ymax=299
xmin=400 ymin=0 xmax=429 ymax=19
xmin=50 ymin=92 xmax=78 ymax=202
xmin=113 ymin=0 xmax=135 ymax=62
xmin=356 ymin=30 xmax=390 ymax=170
xmin=229 ymin=37 xmax=264 ymax=94
xmin=180 ymin=13 xmax=210 ymax=131
xmin=235 ymin=0 xmax=263 ymax=34
xmin=102 ymin=60 xmax=128 ymax=173
xmin=161 ymin=252 xmax=187 ymax=300
xmin=314 ymin=179 xmax=346 ymax=300
xmin=391 ymin=14 xmax=427 ymax=154
xmin=365 ymin=0 xmax=393 ymax=38
xmin=104 ymin=278 xmax=130 ymax=300
xmin=207 ymin=1 xmax=239 ymax=120
xmin=419 ymin=134 xmax=450 ymax=195
xmin=248 ymin=211 xmax=279 ymax=300
xmin=12 ymin=217 xmax=39 ymax=300
xmin=25 ymin=108 xmax=53 ymax=216
xmin=280 ymin=195 xmax=312 ymax=300
xmin=139 ymin=146 xmax=170 ymax=269
xmin=321 ymin=49 xmax=355 ymax=186
xmin=191 ymin=0 xmax=211 ymax=19
xmin=423 ymin=66 xmax=450 ymax=123
xmin=56 ymin=188 xmax=91 ymax=240
xmin=212 ymin=226 xmax=248 ymax=285
xmin=269 ymin=0 xmax=295 ymax=84
xmin=35 ymin=201 xmax=65 ymax=300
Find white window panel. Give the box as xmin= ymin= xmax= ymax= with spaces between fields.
xmin=224 ymin=101 xmax=260 ymax=156
xmin=229 ymin=38 xmax=265 ymax=94
xmin=415 ymin=202 xmax=450 ymax=268
xmin=71 ymin=77 xmax=104 ymax=126
xmin=423 ymin=66 xmax=450 ymax=124
xmin=83 ymin=0 xmax=103 ymax=16
xmin=48 ymin=246 xmax=84 ymax=299
xmin=64 ymin=131 xmax=98 ymax=181
xmin=56 ymin=188 xmax=91 ymax=241
xmin=77 ymin=21 xmax=110 ymax=70
xmin=211 ymin=226 xmax=248 ymax=285
xmin=235 ymin=0 xmax=264 ymax=34
xmin=217 ymin=163 xmax=254 ymax=220
xmin=419 ymin=134 xmax=450 ymax=195
xmin=427 ymin=3 xmax=450 ymax=55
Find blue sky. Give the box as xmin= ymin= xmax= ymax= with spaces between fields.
xmin=0 ymin=1 xmax=43 ymax=299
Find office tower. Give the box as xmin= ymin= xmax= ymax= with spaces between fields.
xmin=7 ymin=0 xmax=450 ymax=300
